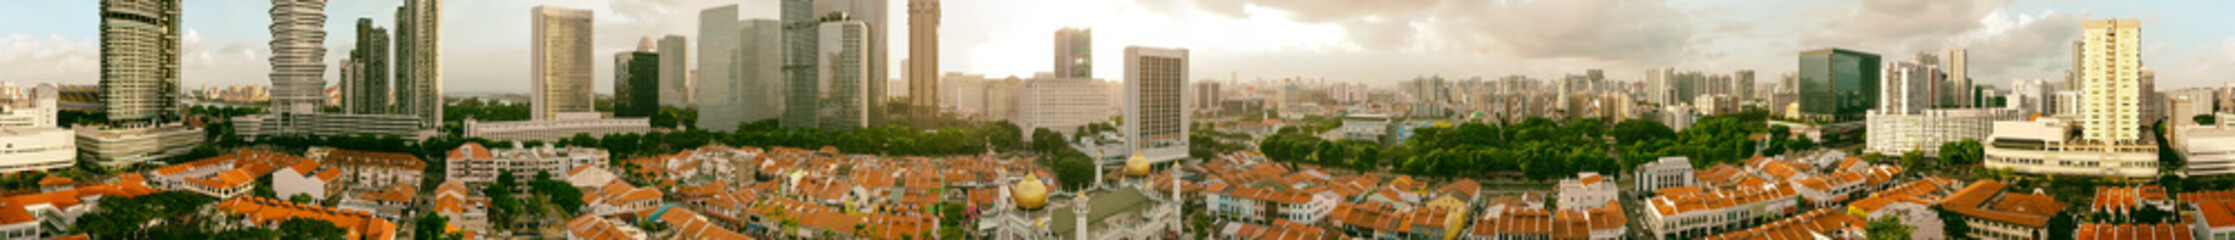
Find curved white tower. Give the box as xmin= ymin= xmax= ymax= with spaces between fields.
xmin=269 ymin=0 xmax=328 ymax=114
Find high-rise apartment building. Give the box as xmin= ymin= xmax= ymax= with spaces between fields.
xmin=909 ymin=0 xmax=941 ymax=127
xmin=2081 ymin=19 xmax=2145 ymax=144
xmin=1797 ymin=48 xmax=1882 ymax=122
xmin=1645 ymin=68 xmax=1671 ymax=105
xmin=99 ymin=0 xmax=182 ymax=125
xmin=269 ymin=0 xmax=327 ymax=115
xmin=658 ymin=35 xmax=689 ymax=107
xmin=531 ymin=6 xmax=594 ymax=120
xmin=1125 ymin=46 xmax=1189 ymax=164
xmin=1019 ymin=77 xmax=1110 ymax=136
xmin=818 ymin=21 xmax=870 ymax=130
xmin=395 ymin=0 xmax=442 ymax=128
xmin=346 ymin=18 xmax=390 ymax=114
xmin=615 ymin=38 xmax=659 ymax=118
xmin=1880 ymin=61 xmax=1942 ymax=115
xmin=1735 ymin=70 xmax=1755 ymax=100
xmin=1055 ymin=28 xmax=1092 ymax=79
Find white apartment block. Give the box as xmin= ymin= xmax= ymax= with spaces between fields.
xmin=446 ymin=142 xmax=607 ymax=188
xmin=1556 ymin=173 xmax=1617 ymax=210
xmin=1984 ymin=118 xmax=2159 ymax=178
xmin=1017 ymin=77 xmax=1111 ymax=136
xmin=1866 ymin=108 xmax=2023 ymax=155
xmin=1636 ymin=157 xmax=1694 ymax=194
xmin=1879 ymin=61 xmax=1943 ymax=115
xmin=464 ymin=113 xmax=650 ymax=142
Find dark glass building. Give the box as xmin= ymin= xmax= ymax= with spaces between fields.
xmin=1797 ymin=48 xmax=1881 ymax=122
xmin=615 ymin=51 xmax=660 ymax=117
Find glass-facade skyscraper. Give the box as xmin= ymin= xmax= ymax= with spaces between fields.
xmin=615 ymin=42 xmax=659 ymax=118
xmin=99 ymin=0 xmax=182 ymax=125
xmin=1797 ymin=48 xmax=1882 ymax=122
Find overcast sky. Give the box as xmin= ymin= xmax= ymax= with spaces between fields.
xmin=3 ymin=0 xmax=2233 ymax=94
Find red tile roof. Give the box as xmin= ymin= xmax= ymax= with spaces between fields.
xmin=1941 ymin=180 xmax=2063 ymax=228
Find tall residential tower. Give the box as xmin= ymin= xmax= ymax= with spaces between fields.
xmin=346 ymin=18 xmax=390 ymax=114
xmin=395 ymin=0 xmax=441 ymax=128
xmin=98 ymin=0 xmax=182 ymax=125
xmin=268 ymin=0 xmax=328 ymax=114
xmin=2080 ymin=19 xmax=2145 ymax=144
xmin=909 ymin=0 xmax=941 ymax=127
xmin=1124 ymin=46 xmax=1190 ymax=165
xmin=1055 ymin=28 xmax=1091 ymax=79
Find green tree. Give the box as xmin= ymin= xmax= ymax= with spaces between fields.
xmin=1899 ymin=151 xmax=1924 ymax=170
xmin=2198 ymin=114 xmax=2219 ymax=125
xmin=1938 ymin=138 xmax=1984 ymax=167
xmin=1866 ymin=214 xmax=1913 ymax=240
xmin=278 ymin=218 xmax=349 ymax=240
xmin=289 ymin=193 xmax=314 ymax=204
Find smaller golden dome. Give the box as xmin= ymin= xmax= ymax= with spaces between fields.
xmin=1126 ymin=150 xmax=1151 ymax=176
xmin=1013 ymin=173 xmax=1049 ymax=209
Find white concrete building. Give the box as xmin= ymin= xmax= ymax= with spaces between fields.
xmin=2179 ymin=114 xmax=2235 ymax=176
xmin=233 ymin=113 xmax=435 ymax=140
xmin=1866 ymin=108 xmax=2024 ymax=155
xmin=463 ymin=113 xmax=650 ymax=142
xmin=1983 ymin=118 xmax=2159 ymax=178
xmin=1335 ymin=113 xmax=1392 ymax=143
xmin=267 ymin=0 xmax=327 ymax=114
xmin=445 ymin=142 xmax=607 ymax=188
xmin=1879 ymin=60 xmax=1943 ymax=115
xmin=1124 ymin=46 xmax=1190 ymax=164
xmin=0 ymin=83 xmax=72 ymax=173
xmin=1556 ymin=173 xmax=1617 ymax=210
xmin=1635 ymin=157 xmax=1694 ymax=194
xmin=2079 ymin=19 xmax=2147 ymax=145
xmin=76 ymin=123 xmax=203 ymax=166
xmin=272 ymin=160 xmax=344 ymax=201
xmin=1016 ymin=77 xmax=1111 ymax=136
xmin=1642 ymin=184 xmax=1800 ymax=239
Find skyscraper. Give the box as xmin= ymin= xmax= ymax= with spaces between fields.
xmin=909 ymin=0 xmax=941 ymax=127
xmin=1946 ymin=49 xmax=1970 ymax=108
xmin=819 ymin=21 xmax=869 ymax=130
xmin=395 ymin=0 xmax=441 ymax=128
xmin=268 ymin=0 xmax=327 ymax=115
xmin=780 ymin=0 xmax=820 ymax=128
xmin=659 ymin=35 xmax=689 ymax=107
xmin=1880 ymin=60 xmax=1942 ymax=115
xmin=615 ymin=38 xmax=659 ymax=118
xmin=1055 ymin=28 xmax=1091 ymax=79
xmin=347 ymin=18 xmax=390 ymax=114
xmin=1797 ymin=48 xmax=1882 ymax=122
xmin=531 ymin=6 xmax=594 ymax=120
xmin=2081 ymin=19 xmax=2144 ymax=144
xmin=99 ymin=0 xmax=181 ymax=125
xmin=827 ymin=0 xmax=889 ymax=126
xmin=1125 ymin=46 xmax=1189 ymax=164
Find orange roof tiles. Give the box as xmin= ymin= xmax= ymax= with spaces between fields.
xmin=2076 ymin=222 xmax=2194 ymax=240
xmin=1942 ymin=180 xmax=2063 ymax=228
xmin=1700 ymin=208 xmax=1863 ymax=240
xmin=214 ymin=196 xmax=398 ymax=240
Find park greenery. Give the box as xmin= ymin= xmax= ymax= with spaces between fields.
xmin=1255 ymin=109 xmax=1781 ymax=181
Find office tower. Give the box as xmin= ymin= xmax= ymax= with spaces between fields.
xmin=823 ymin=0 xmax=889 ymax=126
xmin=1880 ymin=61 xmax=1942 ymax=115
xmin=531 ymin=6 xmax=594 ymax=120
xmin=347 ymin=19 xmax=390 ymax=114
xmin=1946 ymin=49 xmax=1970 ymax=108
xmin=1055 ymin=28 xmax=1092 ymax=78
xmin=909 ymin=0 xmax=941 ymax=126
xmin=1797 ymin=48 xmax=1882 ymax=122
xmin=1192 ymin=81 xmax=1221 ymax=112
xmin=781 ymin=0 xmax=820 ymax=128
xmin=1586 ymin=69 xmax=1604 ymax=92
xmin=696 ymin=5 xmax=787 ymax=131
xmin=1019 ymin=77 xmax=1110 ymax=135
xmin=268 ymin=0 xmax=327 ymax=115
xmin=817 ymin=21 xmax=870 ymax=129
xmin=99 ymin=0 xmax=181 ymax=125
xmin=659 ymin=35 xmax=689 ymax=107
xmin=615 ymin=38 xmax=659 ymax=117
xmin=1125 ymin=46 xmax=1189 ymax=164
xmin=395 ymin=0 xmax=441 ymax=128
xmin=2080 ymin=19 xmax=2144 ymax=144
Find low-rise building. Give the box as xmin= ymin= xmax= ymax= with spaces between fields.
xmin=0 ymin=83 xmax=73 ymax=174
xmin=1941 ymin=179 xmax=2065 ymax=240
xmin=1555 ymin=172 xmax=1616 ymax=210
xmin=564 ymin=214 xmax=646 ymax=240
xmin=213 ymin=196 xmax=399 ymax=240
xmin=445 ymin=142 xmax=606 ymax=188
xmin=75 ymin=123 xmax=203 ymax=166
xmin=2178 ymin=116 xmax=2235 ymax=176
xmin=585 ymin=180 xmax=663 ymax=217
xmin=0 ymin=173 xmax=158 ymax=240
xmin=1635 ymin=157 xmax=1694 ymax=194
xmin=432 ymin=181 xmax=488 ymax=233
xmin=1984 ymin=118 xmax=2160 ymax=178
xmin=464 ymin=113 xmax=650 ymax=142
xmin=1698 ymin=208 xmax=1865 ymax=240
xmin=272 ymin=160 xmax=345 ymax=201
xmin=1642 ymin=184 xmax=1800 ymax=239
xmin=309 ymin=147 xmax=424 ymax=192
xmin=232 ymin=113 xmax=434 ymax=140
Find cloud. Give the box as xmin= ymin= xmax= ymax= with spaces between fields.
xmin=0 ymin=34 xmax=98 ymax=83
xmin=1798 ymin=0 xmax=2084 ymax=83
xmin=1962 ymin=11 xmax=2082 ymax=82
xmin=1802 ymin=0 xmax=2007 ymax=51
xmin=1154 ymin=0 xmax=1705 ymax=69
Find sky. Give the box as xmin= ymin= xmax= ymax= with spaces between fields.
xmin=3 ymin=0 xmax=2233 ymax=94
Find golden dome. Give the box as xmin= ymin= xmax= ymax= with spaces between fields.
xmin=1126 ymin=150 xmax=1151 ymax=176
xmin=1013 ymin=173 xmax=1049 ymax=209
